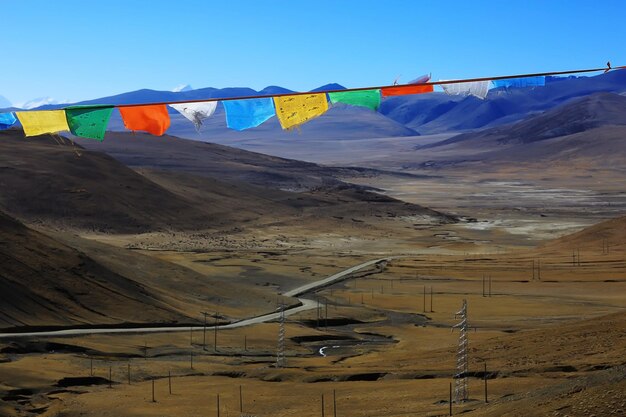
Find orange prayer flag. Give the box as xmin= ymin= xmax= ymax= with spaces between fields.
xmin=118 ymin=104 xmax=170 ymax=136
xmin=381 ymin=84 xmax=434 ymax=97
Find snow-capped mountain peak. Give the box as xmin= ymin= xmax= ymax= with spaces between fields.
xmin=14 ymin=97 xmax=68 ymax=110
xmin=172 ymin=84 xmax=193 ymax=93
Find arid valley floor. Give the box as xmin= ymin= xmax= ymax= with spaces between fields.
xmin=0 ymin=119 xmax=625 ymax=417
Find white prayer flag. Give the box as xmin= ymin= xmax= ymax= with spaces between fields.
xmin=441 ymin=80 xmax=492 ymax=99
xmin=169 ymin=101 xmax=218 ymax=129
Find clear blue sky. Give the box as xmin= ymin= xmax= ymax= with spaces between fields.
xmin=2 ymin=0 xmax=624 ymax=105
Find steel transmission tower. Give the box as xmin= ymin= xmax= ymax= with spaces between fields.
xmin=276 ymin=304 xmax=286 ymax=368
xmin=452 ymin=299 xmax=469 ymax=403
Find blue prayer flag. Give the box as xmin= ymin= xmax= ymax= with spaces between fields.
xmin=0 ymin=112 xmax=17 ymax=130
xmin=222 ymin=98 xmax=275 ymax=131
xmin=493 ymin=76 xmax=545 ymax=89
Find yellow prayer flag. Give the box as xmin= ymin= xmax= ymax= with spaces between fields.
xmin=16 ymin=110 xmax=70 ymax=137
xmin=273 ymin=93 xmax=328 ymax=130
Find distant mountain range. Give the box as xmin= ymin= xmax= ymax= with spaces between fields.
xmin=403 ymin=92 xmax=626 ymax=168
xmin=3 ymin=70 xmax=626 ymax=145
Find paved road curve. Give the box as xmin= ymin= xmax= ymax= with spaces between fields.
xmin=0 ymin=257 xmax=392 ymax=339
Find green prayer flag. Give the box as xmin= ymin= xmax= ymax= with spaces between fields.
xmin=65 ymin=105 xmax=114 ymax=140
xmin=328 ymin=89 xmax=381 ymax=111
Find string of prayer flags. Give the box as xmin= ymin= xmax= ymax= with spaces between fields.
xmin=381 ymin=84 xmax=434 ymax=97
xmin=222 ymin=98 xmax=276 ymax=131
xmin=65 ymin=105 xmax=113 ymax=140
xmin=169 ymin=101 xmax=217 ymax=130
xmin=274 ymin=93 xmax=328 ymax=130
xmin=0 ymin=112 xmax=17 ymax=130
xmin=16 ymin=110 xmax=70 ymax=137
xmin=119 ymin=104 xmax=170 ymax=136
xmin=328 ymin=89 xmax=381 ymax=110
xmin=9 ymin=64 xmax=592 ymax=139
xmin=492 ymin=76 xmax=546 ymax=89
xmin=441 ymin=80 xmax=492 ymax=99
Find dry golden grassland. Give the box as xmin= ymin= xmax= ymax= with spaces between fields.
xmin=1 ymin=229 xmax=624 ymax=416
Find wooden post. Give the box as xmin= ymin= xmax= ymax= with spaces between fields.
xmin=128 ymin=363 xmax=131 ymax=385
xmin=239 ymin=385 xmax=243 ymax=413
xmin=488 ymin=275 xmax=492 ymax=297
xmin=333 ymin=389 xmax=337 ymax=417
xmin=484 ymin=362 xmax=488 ymax=403
xmin=321 ymin=394 xmax=325 ymax=417
xmin=190 ymin=351 xmax=194 ymax=369
xmin=152 ymin=379 xmax=156 ymax=403
xmin=449 ymin=382 xmax=452 ymax=415
xmin=190 ymin=326 xmax=193 ymax=346
xmin=168 ymin=371 xmax=172 ymax=395
xmin=361 ymin=293 xmax=364 ymax=304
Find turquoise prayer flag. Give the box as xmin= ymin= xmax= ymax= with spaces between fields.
xmin=0 ymin=112 xmax=17 ymax=130
xmin=222 ymin=98 xmax=275 ymax=131
xmin=493 ymin=76 xmax=545 ymax=89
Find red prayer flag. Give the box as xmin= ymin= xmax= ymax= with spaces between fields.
xmin=381 ymin=84 xmax=434 ymax=97
xmin=119 ymin=104 xmax=170 ymax=136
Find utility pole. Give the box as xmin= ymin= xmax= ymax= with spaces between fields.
xmin=537 ymin=259 xmax=541 ymax=280
xmin=430 ymin=286 xmax=434 ymax=312
xmin=202 ymin=311 xmax=209 ymax=351
xmin=482 ymin=274 xmax=485 ymax=297
xmin=325 ymin=302 xmax=328 ymax=328
xmin=214 ymin=312 xmax=218 ymax=353
xmin=239 ymin=385 xmax=243 ymax=414
xmin=317 ymin=298 xmax=320 ymax=328
xmin=484 ymin=362 xmax=488 ymax=403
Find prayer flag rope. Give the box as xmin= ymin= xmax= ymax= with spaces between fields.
xmin=0 ymin=63 xmax=621 ymax=138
